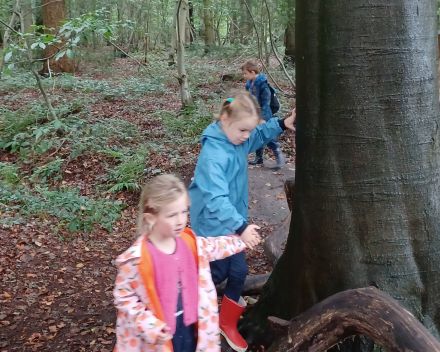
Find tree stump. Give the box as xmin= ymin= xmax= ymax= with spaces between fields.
xmin=266 ymin=287 xmax=440 ymax=352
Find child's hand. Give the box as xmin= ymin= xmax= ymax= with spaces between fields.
xmin=241 ymin=224 xmax=261 ymax=250
xmin=157 ymin=326 xmax=172 ymax=345
xmin=284 ymin=108 xmax=296 ymax=131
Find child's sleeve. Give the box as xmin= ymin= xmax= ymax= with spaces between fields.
xmin=199 ymin=235 xmax=247 ymax=262
xmin=195 ymin=159 xmax=247 ymax=234
xmin=245 ymin=117 xmax=285 ymax=154
xmin=245 ymin=81 xmax=251 ymax=92
xmin=260 ymin=86 xmax=273 ymax=122
xmin=113 ymin=259 xmax=167 ymax=344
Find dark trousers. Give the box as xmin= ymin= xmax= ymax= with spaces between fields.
xmin=266 ymin=139 xmax=279 ymax=152
xmin=172 ymin=290 xmax=197 ymax=352
xmin=210 ymin=251 xmax=248 ymax=302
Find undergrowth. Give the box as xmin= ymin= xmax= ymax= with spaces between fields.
xmin=0 ymin=46 xmax=296 ymax=234
xmin=0 ymin=161 xmax=125 ymax=232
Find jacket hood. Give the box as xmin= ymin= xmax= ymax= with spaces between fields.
xmin=253 ymin=73 xmax=268 ymax=87
xmin=201 ymin=121 xmax=231 ymax=146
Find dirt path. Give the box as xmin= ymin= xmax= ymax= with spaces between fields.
xmin=248 ymin=161 xmax=294 ymax=226
xmin=0 ymin=161 xmax=294 ymax=352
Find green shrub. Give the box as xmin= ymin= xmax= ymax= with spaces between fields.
xmin=0 ymin=182 xmax=125 ymax=232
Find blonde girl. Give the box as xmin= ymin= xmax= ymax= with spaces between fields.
xmin=188 ymin=90 xmax=295 ymax=352
xmin=113 ymin=174 xmax=259 ymax=352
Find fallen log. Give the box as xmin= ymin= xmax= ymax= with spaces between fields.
xmin=266 ymin=287 xmax=440 ymax=352
xmin=263 ymin=214 xmax=290 ymax=265
xmin=216 ymin=272 xmax=272 ymax=296
xmin=263 ymin=177 xmax=294 ymax=265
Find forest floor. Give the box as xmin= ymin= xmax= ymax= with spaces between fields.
xmin=0 ymin=46 xmax=296 ymax=352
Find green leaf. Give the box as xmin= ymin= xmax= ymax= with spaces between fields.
xmin=66 ymin=49 xmax=73 ymax=59
xmin=31 ymin=42 xmax=39 ymax=49
xmin=104 ymin=31 xmax=111 ymax=40
xmin=7 ymin=63 xmax=14 ymax=71
xmin=39 ymin=43 xmax=46 ymax=49
xmin=54 ymin=120 xmax=62 ymax=129
xmin=4 ymin=52 xmax=12 ymax=62
xmin=55 ymin=51 xmax=66 ymax=61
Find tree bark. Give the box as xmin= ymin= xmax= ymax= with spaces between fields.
xmin=267 ymin=287 xmax=440 ymax=352
xmin=203 ymin=0 xmax=214 ymax=48
xmin=241 ymin=1 xmax=440 ymax=351
xmin=41 ymin=0 xmax=75 ymax=74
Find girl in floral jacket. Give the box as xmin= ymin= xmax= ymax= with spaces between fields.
xmin=113 ymin=175 xmax=259 ymax=352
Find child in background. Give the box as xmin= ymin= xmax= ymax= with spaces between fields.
xmin=189 ymin=90 xmax=295 ymax=352
xmin=242 ymin=60 xmax=286 ymax=168
xmin=113 ymin=175 xmax=259 ymax=352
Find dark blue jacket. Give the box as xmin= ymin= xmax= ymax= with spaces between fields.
xmin=245 ymin=73 xmax=272 ymax=121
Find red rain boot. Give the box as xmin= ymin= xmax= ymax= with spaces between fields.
xmin=219 ymin=296 xmax=248 ymax=352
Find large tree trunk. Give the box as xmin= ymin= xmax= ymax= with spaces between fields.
xmin=41 ymin=0 xmax=75 ymax=74
xmin=203 ymin=0 xmax=215 ymax=48
xmin=242 ymin=1 xmax=440 ymax=351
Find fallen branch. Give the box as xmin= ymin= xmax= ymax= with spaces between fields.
xmin=216 ymin=272 xmax=271 ymax=296
xmin=263 ymin=177 xmax=294 ymax=265
xmin=267 ymin=287 xmax=440 ymax=352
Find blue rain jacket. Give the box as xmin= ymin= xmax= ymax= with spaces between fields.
xmin=188 ymin=118 xmax=283 ymax=237
xmin=245 ymin=73 xmax=272 ymax=122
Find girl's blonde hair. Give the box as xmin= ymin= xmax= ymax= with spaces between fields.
xmin=137 ymin=174 xmax=189 ymax=235
xmin=214 ymin=90 xmax=261 ymax=122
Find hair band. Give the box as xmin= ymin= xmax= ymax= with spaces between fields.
xmin=227 ymin=98 xmax=234 ymax=103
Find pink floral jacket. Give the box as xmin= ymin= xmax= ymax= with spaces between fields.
xmin=113 ymin=228 xmax=246 ymax=352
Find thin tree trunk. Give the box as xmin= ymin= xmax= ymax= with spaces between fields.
xmin=242 ymin=1 xmax=440 ymax=352
xmin=188 ymin=0 xmax=195 ymax=42
xmin=240 ymin=0 xmax=250 ymax=44
xmin=22 ymin=0 xmax=32 ymax=33
xmin=168 ymin=0 xmax=178 ymax=62
xmin=41 ymin=0 xmax=74 ymax=73
xmin=203 ymin=0 xmax=214 ymax=49
xmin=185 ymin=13 xmax=191 ymax=44
xmin=284 ymin=0 xmax=295 ymax=65
xmin=230 ymin=10 xmax=237 ymax=44
xmin=0 ymin=0 xmax=20 ymax=76
xmin=176 ymin=0 xmax=191 ymax=106
xmin=18 ymin=9 xmax=58 ymax=120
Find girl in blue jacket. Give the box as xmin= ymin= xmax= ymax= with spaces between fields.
xmin=188 ymin=90 xmax=295 ymax=352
